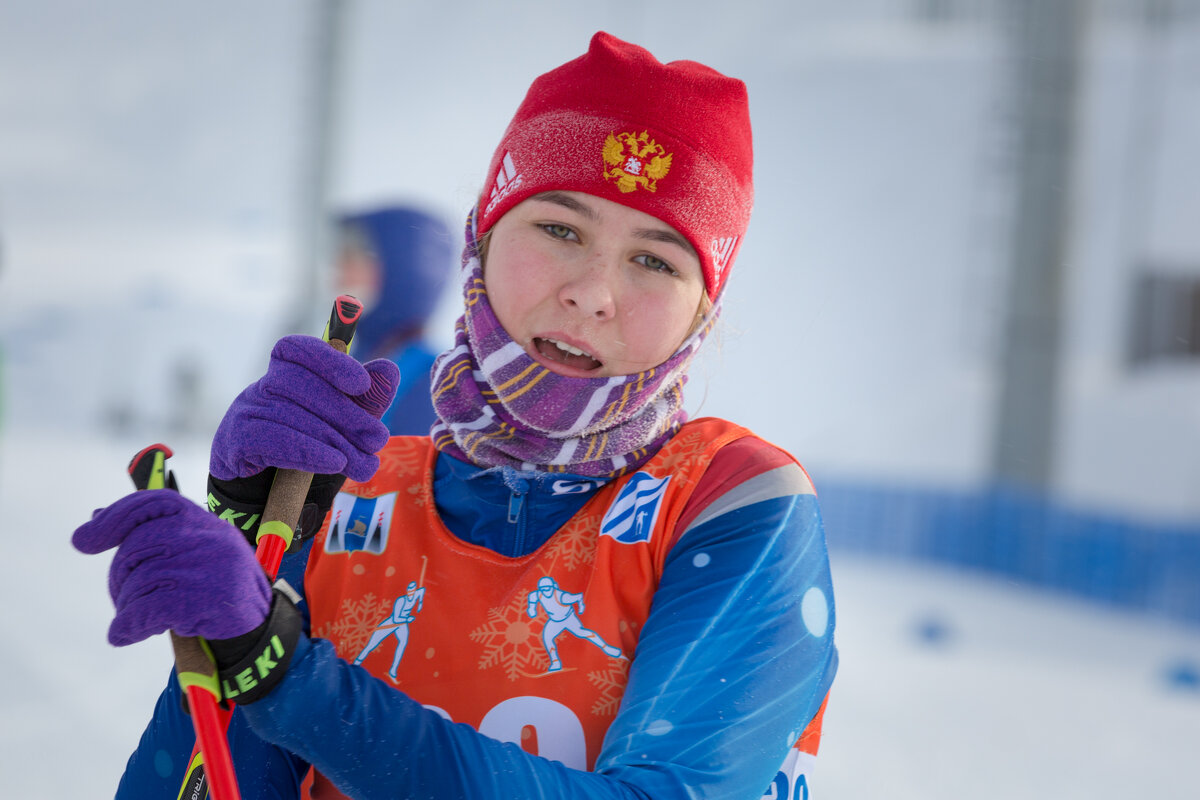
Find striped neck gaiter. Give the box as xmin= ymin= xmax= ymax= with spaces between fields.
xmin=430 ymin=211 xmax=718 ymax=478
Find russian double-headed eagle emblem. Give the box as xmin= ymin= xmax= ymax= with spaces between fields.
xmin=602 ymin=131 xmax=673 ymax=193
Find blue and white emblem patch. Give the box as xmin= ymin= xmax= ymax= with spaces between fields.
xmin=599 ymin=472 xmax=671 ymax=544
xmin=325 ymin=491 xmax=398 ymax=554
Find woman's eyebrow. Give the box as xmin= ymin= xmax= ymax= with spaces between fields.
xmin=532 ymin=191 xmax=598 ymax=220
xmin=635 ymin=228 xmax=696 ymax=255
xmin=533 ymin=190 xmax=695 ymax=255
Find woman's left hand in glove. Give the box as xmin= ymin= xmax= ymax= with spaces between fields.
xmin=73 ymin=489 xmax=271 ymax=647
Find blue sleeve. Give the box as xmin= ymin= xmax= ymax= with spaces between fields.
xmin=242 ymin=635 xmax=651 ymax=799
xmin=239 ymin=485 xmax=836 ymax=799
xmin=599 ymin=492 xmax=837 ymax=797
xmin=114 ymin=671 xmax=310 ymax=800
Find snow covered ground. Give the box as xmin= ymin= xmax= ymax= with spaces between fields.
xmin=1 ymin=429 xmax=1197 ymax=799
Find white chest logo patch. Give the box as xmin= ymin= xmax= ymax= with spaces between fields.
xmin=599 ymin=472 xmax=671 ymax=545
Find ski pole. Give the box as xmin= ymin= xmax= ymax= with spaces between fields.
xmin=127 ymin=443 xmax=241 ymax=800
xmin=167 ymin=295 xmax=364 ymax=800
xmin=253 ymin=295 xmax=364 ymax=577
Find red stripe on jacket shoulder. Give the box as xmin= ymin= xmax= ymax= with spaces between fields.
xmin=669 ymin=436 xmax=812 ymax=551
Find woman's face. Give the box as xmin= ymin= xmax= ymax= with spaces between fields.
xmin=483 ymin=191 xmax=705 ymax=378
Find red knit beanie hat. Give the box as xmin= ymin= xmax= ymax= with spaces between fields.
xmin=477 ymin=31 xmax=754 ymax=300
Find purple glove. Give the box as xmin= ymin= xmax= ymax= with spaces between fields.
xmin=210 ymin=334 xmax=399 ymax=483
xmin=72 ymin=490 xmax=271 ymax=646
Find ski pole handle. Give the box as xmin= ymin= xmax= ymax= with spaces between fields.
xmin=127 ymin=444 xmax=242 ymax=800
xmin=321 ymin=294 xmax=363 ymax=352
xmin=254 ymin=295 xmax=364 ymax=578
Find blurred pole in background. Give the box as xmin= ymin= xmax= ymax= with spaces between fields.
xmin=0 ymin=214 xmax=5 ymax=443
xmin=991 ymin=0 xmax=1088 ymax=491
xmin=284 ymin=0 xmax=351 ymax=336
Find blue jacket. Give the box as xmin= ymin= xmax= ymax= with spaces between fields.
xmin=375 ymin=339 xmax=439 ymax=437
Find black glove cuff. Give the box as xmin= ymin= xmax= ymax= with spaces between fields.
xmin=208 ymin=585 xmax=304 ymax=705
xmin=208 ymin=471 xmax=346 ymax=552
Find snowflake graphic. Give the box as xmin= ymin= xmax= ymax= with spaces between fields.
xmin=377 ymin=441 xmax=425 ymax=480
xmin=349 ymin=439 xmax=426 ymax=496
xmin=469 ymin=594 xmax=547 ymax=680
xmin=587 ymin=661 xmax=631 ymax=717
xmin=406 ymin=482 xmax=428 ymax=508
xmin=543 ymin=515 xmax=597 ymax=572
xmin=657 ymin=426 xmax=712 ymax=478
xmin=314 ymin=592 xmax=392 ymax=657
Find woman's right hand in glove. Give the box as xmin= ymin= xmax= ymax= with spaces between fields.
xmin=210 ymin=334 xmax=399 ymax=483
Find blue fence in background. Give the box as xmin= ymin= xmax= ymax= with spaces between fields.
xmin=819 ymin=482 xmax=1200 ymax=626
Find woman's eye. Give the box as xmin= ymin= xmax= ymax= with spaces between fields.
xmin=541 ymin=224 xmax=576 ymax=240
xmin=635 ymin=254 xmax=677 ymax=275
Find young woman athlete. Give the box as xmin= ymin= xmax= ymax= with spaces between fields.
xmin=75 ymin=31 xmax=838 ymax=800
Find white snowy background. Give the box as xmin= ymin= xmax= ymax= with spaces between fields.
xmin=2 ymin=1 xmax=1199 ymax=798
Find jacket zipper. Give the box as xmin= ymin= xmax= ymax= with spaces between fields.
xmin=506 ymin=489 xmax=527 ymax=556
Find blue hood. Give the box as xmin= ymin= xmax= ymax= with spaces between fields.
xmin=338 ymin=206 xmax=454 ymax=360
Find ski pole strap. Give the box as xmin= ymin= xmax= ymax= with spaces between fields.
xmin=205 ymin=481 xmax=266 ymax=538
xmin=208 ymin=585 xmax=304 ymax=705
xmin=207 ymin=471 xmax=346 ymax=553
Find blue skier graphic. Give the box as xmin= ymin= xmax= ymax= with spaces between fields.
xmin=526 ymin=576 xmax=624 ymax=672
xmin=353 ymin=558 xmax=427 ymax=682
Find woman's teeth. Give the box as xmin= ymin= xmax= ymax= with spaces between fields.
xmin=548 ymin=338 xmax=591 ymax=358
xmin=534 ymin=337 xmax=603 ymax=370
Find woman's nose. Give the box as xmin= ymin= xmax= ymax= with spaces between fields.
xmin=558 ymin=255 xmax=617 ymax=320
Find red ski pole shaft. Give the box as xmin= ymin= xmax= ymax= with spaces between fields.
xmin=171 ymin=636 xmax=242 ymax=800
xmin=169 ymin=295 xmax=364 ymax=799
xmin=127 ymin=444 xmax=241 ymax=800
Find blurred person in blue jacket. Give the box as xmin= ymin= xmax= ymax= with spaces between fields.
xmin=334 ymin=204 xmax=454 ymax=435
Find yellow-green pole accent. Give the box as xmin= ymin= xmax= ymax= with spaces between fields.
xmin=175 ymin=750 xmax=206 ymax=800
xmin=256 ymin=519 xmax=295 ymax=550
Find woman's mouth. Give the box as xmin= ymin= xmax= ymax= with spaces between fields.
xmin=533 ymin=337 xmax=603 ymax=371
